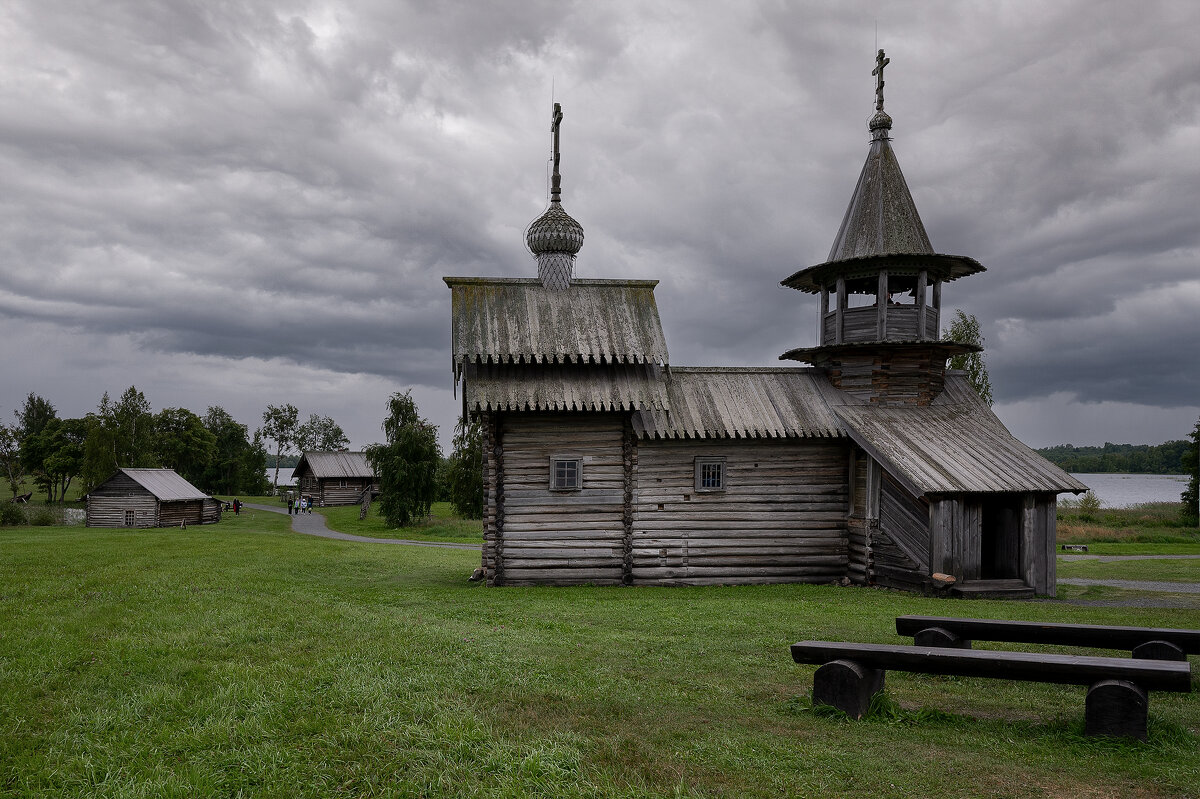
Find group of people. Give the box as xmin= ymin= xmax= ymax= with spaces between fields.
xmin=287 ymin=496 xmax=313 ymax=515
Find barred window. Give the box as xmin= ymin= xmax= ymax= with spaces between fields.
xmin=550 ymin=457 xmax=582 ymax=491
xmin=694 ymin=457 xmax=726 ymax=492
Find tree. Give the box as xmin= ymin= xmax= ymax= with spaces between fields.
xmin=13 ymin=393 xmax=56 ymax=442
xmin=153 ymin=407 xmax=217 ymax=487
xmin=1182 ymin=417 xmax=1199 ymax=527
xmin=109 ymin=386 xmax=155 ymax=467
xmin=366 ymin=391 xmax=441 ymax=527
xmin=204 ymin=407 xmax=269 ymax=495
xmin=23 ymin=417 xmax=85 ymax=502
xmin=296 ymin=413 xmax=350 ymax=452
xmin=0 ymin=422 xmax=23 ymax=498
xmin=943 ymin=309 xmax=994 ymax=405
xmin=444 ymin=416 xmax=483 ymax=519
xmin=260 ymin=404 xmax=299 ymax=491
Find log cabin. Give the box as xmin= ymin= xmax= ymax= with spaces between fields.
xmin=86 ymin=468 xmax=221 ymax=528
xmin=292 ymin=451 xmax=379 ymax=506
xmin=446 ymin=61 xmax=1085 ymax=596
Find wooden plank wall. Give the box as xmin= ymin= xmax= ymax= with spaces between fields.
xmin=87 ymin=473 xmax=159 ymax=528
xmin=632 ymin=440 xmax=848 ymax=585
xmin=930 ymin=497 xmax=982 ymax=581
xmin=159 ymin=500 xmax=207 ymax=527
xmin=845 ymin=451 xmax=870 ymax=584
xmin=1021 ymin=494 xmax=1057 ymax=596
xmin=873 ymin=475 xmax=931 ymax=591
xmin=496 ymin=414 xmax=626 ymax=586
xmin=318 ymin=479 xmax=377 ymax=506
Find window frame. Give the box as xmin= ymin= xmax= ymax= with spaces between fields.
xmin=549 ymin=455 xmax=583 ymax=492
xmin=694 ymin=456 xmax=727 ymax=492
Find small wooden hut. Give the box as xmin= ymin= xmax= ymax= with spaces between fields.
xmin=86 ymin=468 xmax=221 ymax=528
xmin=292 ymin=451 xmax=378 ymax=506
xmin=445 ymin=63 xmax=1086 ymax=595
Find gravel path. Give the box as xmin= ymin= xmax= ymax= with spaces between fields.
xmin=1057 ymin=577 xmax=1200 ymax=594
xmin=242 ymin=502 xmax=478 ymax=550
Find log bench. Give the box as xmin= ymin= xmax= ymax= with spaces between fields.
xmin=895 ymin=615 xmax=1200 ymax=661
xmin=790 ymin=640 xmax=1193 ymax=740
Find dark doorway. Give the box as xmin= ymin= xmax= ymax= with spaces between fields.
xmin=980 ymin=496 xmax=1021 ymax=579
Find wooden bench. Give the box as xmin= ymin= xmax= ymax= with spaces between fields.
xmin=790 ymin=640 xmax=1193 ymax=740
xmin=895 ymin=615 xmax=1200 ymax=661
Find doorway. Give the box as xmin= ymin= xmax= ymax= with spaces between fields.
xmin=980 ymin=495 xmax=1021 ymax=579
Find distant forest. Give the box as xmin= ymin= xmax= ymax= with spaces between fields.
xmin=265 ymin=454 xmax=301 ymax=469
xmin=1036 ymin=441 xmax=1189 ymax=474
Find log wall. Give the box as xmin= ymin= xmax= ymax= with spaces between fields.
xmin=873 ymin=475 xmax=932 ymax=592
xmin=632 ymin=439 xmax=848 ymax=585
xmin=317 ymin=479 xmax=377 ymax=506
xmin=496 ymin=414 xmax=626 ymax=586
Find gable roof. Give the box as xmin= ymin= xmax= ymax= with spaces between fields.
xmin=444 ymin=277 xmax=669 ymax=379
xmin=294 ymin=451 xmax=375 ymax=480
xmin=632 ymin=367 xmax=845 ymax=439
xmin=117 ymin=468 xmax=210 ymax=501
xmin=830 ymin=374 xmax=1089 ymax=496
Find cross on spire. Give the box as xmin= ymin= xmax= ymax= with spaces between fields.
xmin=872 ymin=49 xmax=890 ymax=112
xmin=550 ymin=102 xmax=563 ymax=203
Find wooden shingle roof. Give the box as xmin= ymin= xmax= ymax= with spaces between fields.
xmin=444 ymin=277 xmax=669 ymax=378
xmin=294 ymin=451 xmax=375 ymax=480
xmin=117 ymin=468 xmax=210 ymax=501
xmin=831 ymin=375 xmax=1089 ymax=496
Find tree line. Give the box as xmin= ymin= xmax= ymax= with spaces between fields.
xmin=1035 ymin=440 xmax=1191 ymax=475
xmin=1 ymin=388 xmax=271 ymax=501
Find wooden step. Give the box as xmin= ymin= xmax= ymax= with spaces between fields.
xmin=948 ymin=579 xmax=1034 ymax=599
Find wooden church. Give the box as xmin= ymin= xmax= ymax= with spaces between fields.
xmin=445 ymin=54 xmax=1086 ymax=596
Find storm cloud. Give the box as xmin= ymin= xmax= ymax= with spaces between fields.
xmin=1 ymin=0 xmax=1197 ymax=449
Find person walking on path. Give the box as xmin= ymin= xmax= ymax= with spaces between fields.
xmin=287 ymin=497 xmax=293 ymax=515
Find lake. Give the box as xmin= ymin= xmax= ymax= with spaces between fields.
xmin=1069 ymin=473 xmax=1188 ymax=508
xmin=266 ymin=467 xmax=296 ymax=487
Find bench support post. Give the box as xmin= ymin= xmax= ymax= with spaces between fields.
xmin=813 ymin=659 xmax=885 ymax=719
xmin=1131 ymin=640 xmax=1186 ymax=662
xmin=913 ymin=626 xmax=972 ymax=649
xmin=1085 ymin=679 xmax=1149 ymax=741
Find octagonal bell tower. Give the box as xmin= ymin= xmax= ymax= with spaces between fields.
xmin=780 ymin=51 xmax=984 ymax=405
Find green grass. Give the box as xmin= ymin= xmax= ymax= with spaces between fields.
xmin=313 ymin=501 xmax=482 ymax=544
xmin=1057 ymin=557 xmax=1200 ymax=583
xmin=2 ymin=524 xmax=1199 ymax=798
xmin=1058 ymin=501 xmax=1200 ymax=551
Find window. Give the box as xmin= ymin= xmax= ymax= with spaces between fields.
xmin=694 ymin=457 xmax=726 ymax=492
xmin=550 ymin=457 xmax=582 ymax=491
xmin=124 ymin=510 xmax=135 ymax=527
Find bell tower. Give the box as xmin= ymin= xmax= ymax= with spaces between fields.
xmin=780 ymin=51 xmax=984 ymax=405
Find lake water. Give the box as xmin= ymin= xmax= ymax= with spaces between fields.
xmin=1069 ymin=473 xmax=1189 ymax=508
xmin=266 ymin=467 xmax=296 ymax=487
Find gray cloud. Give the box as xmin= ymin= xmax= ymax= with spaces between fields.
xmin=1 ymin=0 xmax=1197 ymax=449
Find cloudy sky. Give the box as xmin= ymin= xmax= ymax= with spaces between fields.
xmin=2 ymin=0 xmax=1198 ymax=453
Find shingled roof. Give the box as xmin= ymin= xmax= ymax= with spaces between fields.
xmin=294 ymin=451 xmax=375 ymax=480
xmin=830 ymin=375 xmax=1089 ymax=496
xmin=118 ymin=468 xmax=210 ymax=501
xmin=444 ymin=277 xmax=669 ymax=379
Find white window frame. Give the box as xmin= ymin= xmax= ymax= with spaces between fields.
xmin=694 ymin=456 xmax=727 ymax=492
xmin=549 ymin=456 xmax=583 ymax=491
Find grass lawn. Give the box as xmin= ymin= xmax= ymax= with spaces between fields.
xmin=2 ymin=521 xmax=1199 ymax=798
xmin=1057 ymin=502 xmax=1199 ymax=548
xmin=1057 ymin=557 xmax=1200 ymax=583
xmin=312 ymin=501 xmax=482 ymax=544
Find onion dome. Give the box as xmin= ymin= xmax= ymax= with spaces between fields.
xmin=527 ymin=102 xmax=584 ymax=290
xmin=526 ymin=202 xmax=584 ymax=256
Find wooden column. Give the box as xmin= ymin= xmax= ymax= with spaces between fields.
xmin=820 ymin=287 xmax=830 ymax=345
xmin=916 ymin=270 xmax=928 ymax=340
xmin=483 ymin=413 xmax=505 ymax=586
xmin=876 ymin=271 xmax=888 ymax=339
xmin=932 ymin=280 xmax=942 ymax=336
xmin=835 ymin=277 xmax=846 ymax=344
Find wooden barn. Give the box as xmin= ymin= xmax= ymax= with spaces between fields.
xmin=292 ymin=451 xmax=378 ymax=506
xmin=86 ymin=468 xmax=221 ymax=528
xmin=446 ymin=66 xmax=1085 ymax=596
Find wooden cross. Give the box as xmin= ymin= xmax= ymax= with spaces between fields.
xmin=872 ymin=49 xmax=890 ymax=111
xmin=551 ymin=102 xmax=563 ymax=202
